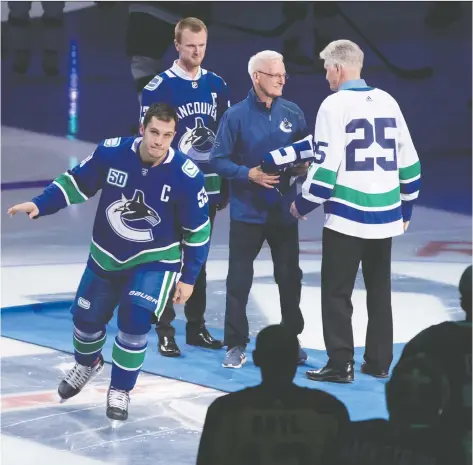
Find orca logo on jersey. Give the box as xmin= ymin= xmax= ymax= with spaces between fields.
xmin=106 ymin=190 xmax=160 ymax=242
xmin=279 ymin=118 xmax=293 ymax=133
xmin=178 ymin=117 xmax=216 ymax=162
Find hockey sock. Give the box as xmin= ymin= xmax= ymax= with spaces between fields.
xmin=111 ymin=331 xmax=147 ymax=391
xmin=73 ymin=327 xmax=107 ymax=366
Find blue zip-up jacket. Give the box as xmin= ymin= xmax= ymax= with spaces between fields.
xmin=209 ymin=88 xmax=307 ymax=224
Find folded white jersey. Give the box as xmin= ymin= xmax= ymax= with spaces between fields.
xmin=261 ymin=135 xmax=314 ymax=173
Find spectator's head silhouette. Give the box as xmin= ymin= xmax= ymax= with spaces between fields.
xmin=459 ymin=265 xmax=472 ymax=321
xmin=253 ymin=325 xmax=299 ymax=387
xmin=386 ymin=353 xmax=450 ymax=429
xmin=384 ymin=265 xmax=472 ymax=433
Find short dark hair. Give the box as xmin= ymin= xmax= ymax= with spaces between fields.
xmin=175 ymin=17 xmax=208 ymax=43
xmin=143 ymin=103 xmax=178 ymax=129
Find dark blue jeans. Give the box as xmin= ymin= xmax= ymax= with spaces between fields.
xmin=224 ymin=219 xmax=304 ymax=349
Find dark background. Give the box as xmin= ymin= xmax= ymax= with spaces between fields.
xmin=2 ymin=1 xmax=472 ymax=214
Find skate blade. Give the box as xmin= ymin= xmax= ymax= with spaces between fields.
xmin=59 ymin=396 xmax=68 ymax=404
xmin=109 ymin=419 xmax=125 ymax=430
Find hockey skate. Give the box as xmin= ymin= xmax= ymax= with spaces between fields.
xmin=107 ymin=386 xmax=130 ymax=427
xmin=58 ymin=355 xmax=104 ymax=402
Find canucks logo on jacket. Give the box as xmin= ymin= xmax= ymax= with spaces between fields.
xmin=140 ymin=62 xmax=230 ymax=203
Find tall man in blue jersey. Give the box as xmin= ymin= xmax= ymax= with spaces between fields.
xmin=210 ymin=50 xmax=309 ymax=368
xmin=141 ymin=17 xmax=229 ymax=357
xmin=7 ymin=104 xmax=210 ymax=423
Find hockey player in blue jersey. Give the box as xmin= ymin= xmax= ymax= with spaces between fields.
xmin=7 ymin=103 xmax=210 ymax=422
xmin=140 ymin=17 xmax=229 ymax=357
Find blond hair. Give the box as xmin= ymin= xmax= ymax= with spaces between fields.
xmin=175 ymin=17 xmax=208 ymax=43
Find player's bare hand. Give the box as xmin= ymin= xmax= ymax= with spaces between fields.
xmin=173 ymin=281 xmax=194 ymax=305
xmin=291 ymin=161 xmax=310 ymax=177
xmin=249 ymin=166 xmax=280 ymax=189
xmin=403 ymin=221 xmax=410 ymax=232
xmin=7 ymin=202 xmax=39 ymax=219
xmin=290 ymin=201 xmax=307 ymax=220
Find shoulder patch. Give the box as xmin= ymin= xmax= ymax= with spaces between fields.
xmin=182 ymin=159 xmax=199 ymax=178
xmin=102 ymin=137 xmax=121 ymax=148
xmin=144 ymin=76 xmax=163 ymax=91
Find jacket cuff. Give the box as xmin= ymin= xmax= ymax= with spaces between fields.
xmin=402 ymin=201 xmax=414 ymax=222
xmin=31 ymin=196 xmax=47 ymax=218
xmin=179 ymin=268 xmax=197 ymax=286
xmin=237 ymin=166 xmax=251 ymax=182
xmin=295 ymin=194 xmax=318 ymax=216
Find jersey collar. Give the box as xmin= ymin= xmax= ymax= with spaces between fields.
xmin=339 ymin=79 xmax=368 ymax=90
xmin=163 ymin=147 xmax=175 ymax=164
xmin=131 ymin=137 xmax=142 ymax=153
xmin=170 ymin=60 xmax=202 ymax=81
xmin=133 ymin=138 xmax=175 ymax=165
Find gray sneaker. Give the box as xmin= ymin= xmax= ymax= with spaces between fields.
xmin=222 ymin=346 xmax=246 ymax=368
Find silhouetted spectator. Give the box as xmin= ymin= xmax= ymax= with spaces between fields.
xmin=6 ymin=1 xmax=65 ymax=76
xmin=328 ymin=265 xmax=472 ymax=465
xmin=395 ymin=264 xmax=472 ymax=464
xmin=196 ymin=325 xmax=349 ymax=465
xmin=329 ymin=416 xmax=452 ymax=465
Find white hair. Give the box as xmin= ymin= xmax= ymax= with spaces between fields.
xmin=319 ymin=40 xmax=364 ymax=69
xmin=248 ymin=50 xmax=284 ymax=78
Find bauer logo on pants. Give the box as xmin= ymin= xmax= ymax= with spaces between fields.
xmin=129 ymin=291 xmax=159 ymax=306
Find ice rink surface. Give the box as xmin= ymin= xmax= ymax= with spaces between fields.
xmin=2 ymin=128 xmax=471 ymax=465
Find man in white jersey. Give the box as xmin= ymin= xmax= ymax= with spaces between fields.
xmin=290 ymin=40 xmax=421 ymax=383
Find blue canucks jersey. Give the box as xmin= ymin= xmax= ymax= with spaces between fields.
xmin=140 ymin=61 xmax=230 ymax=205
xmin=32 ymin=137 xmax=210 ymax=285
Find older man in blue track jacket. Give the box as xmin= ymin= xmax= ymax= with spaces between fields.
xmin=210 ymin=50 xmax=309 ymax=369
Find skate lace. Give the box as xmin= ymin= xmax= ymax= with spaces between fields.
xmin=65 ymin=363 xmax=92 ymax=390
xmin=109 ymin=389 xmax=130 ymax=410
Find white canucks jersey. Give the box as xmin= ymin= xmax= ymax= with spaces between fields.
xmin=296 ymin=85 xmax=421 ymax=239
